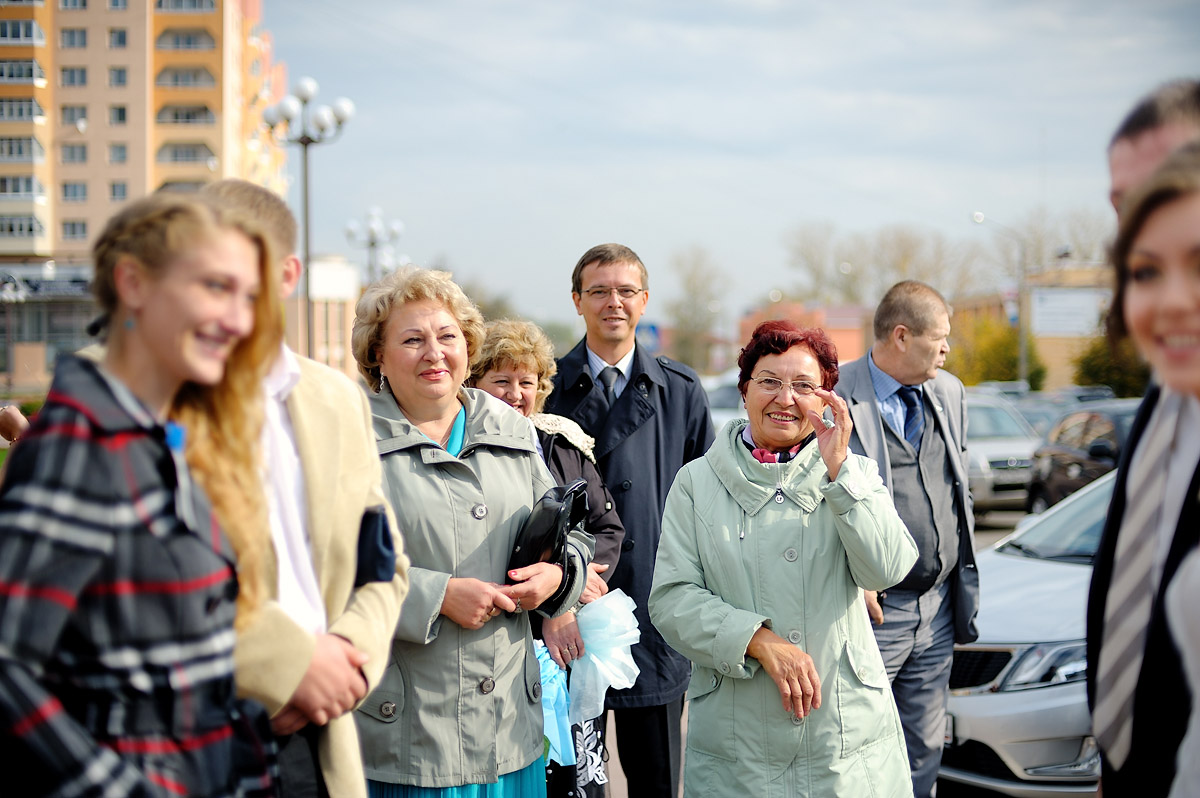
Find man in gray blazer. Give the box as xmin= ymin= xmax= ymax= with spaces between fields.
xmin=834 ymin=280 xmax=979 ymax=798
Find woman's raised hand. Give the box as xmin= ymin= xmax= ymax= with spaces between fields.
xmin=441 ymin=577 xmax=516 ymax=630
xmin=807 ymin=388 xmax=852 ymax=481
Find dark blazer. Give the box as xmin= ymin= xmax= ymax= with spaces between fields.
xmin=545 ymin=340 xmax=714 ymax=709
xmin=1086 ymin=385 xmax=1200 ymax=795
xmin=834 ymin=355 xmax=980 ymax=643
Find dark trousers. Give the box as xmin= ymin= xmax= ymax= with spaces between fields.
xmin=605 ymin=697 xmax=683 ymax=798
xmin=275 ymin=724 xmax=328 ymax=798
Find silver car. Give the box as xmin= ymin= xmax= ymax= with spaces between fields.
xmin=940 ymin=472 xmax=1113 ymax=797
xmin=966 ymin=393 xmax=1042 ymax=514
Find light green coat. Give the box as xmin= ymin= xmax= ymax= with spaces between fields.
xmin=649 ymin=420 xmax=918 ymax=797
xmin=356 ymin=388 xmax=593 ymax=788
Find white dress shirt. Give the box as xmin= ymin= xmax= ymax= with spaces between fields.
xmin=586 ymin=344 xmax=636 ymax=400
xmin=262 ymin=345 xmax=327 ymax=634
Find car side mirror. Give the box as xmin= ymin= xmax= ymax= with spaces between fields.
xmin=1087 ymin=439 xmax=1116 ymax=461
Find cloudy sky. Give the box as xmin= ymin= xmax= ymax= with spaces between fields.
xmin=260 ymin=1 xmax=1199 ymax=330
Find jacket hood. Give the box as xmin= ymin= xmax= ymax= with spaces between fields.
xmin=706 ymin=418 xmax=828 ymax=517
xmin=369 ymin=385 xmax=537 ymax=459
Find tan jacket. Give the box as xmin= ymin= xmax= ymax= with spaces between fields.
xmin=234 ymin=356 xmax=410 ymax=798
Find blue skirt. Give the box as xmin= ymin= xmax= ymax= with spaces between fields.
xmin=367 ymin=760 xmax=547 ymax=798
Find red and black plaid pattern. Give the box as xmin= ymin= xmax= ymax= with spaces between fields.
xmin=0 ymin=356 xmax=267 ymax=797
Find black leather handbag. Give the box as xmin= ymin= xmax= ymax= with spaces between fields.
xmin=507 ymin=478 xmax=589 ymax=580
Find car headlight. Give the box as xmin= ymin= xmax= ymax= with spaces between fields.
xmin=1000 ymin=641 xmax=1087 ymax=691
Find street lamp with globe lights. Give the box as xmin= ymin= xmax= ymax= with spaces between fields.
xmin=346 ymin=207 xmax=405 ymax=284
xmin=972 ymin=211 xmax=1030 ymax=385
xmin=261 ymin=77 xmax=354 ymax=358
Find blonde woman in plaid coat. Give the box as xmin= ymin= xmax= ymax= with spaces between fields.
xmin=0 ymin=194 xmax=283 ymax=797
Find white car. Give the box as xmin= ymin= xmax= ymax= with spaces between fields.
xmin=966 ymin=393 xmax=1042 ymax=514
xmin=940 ymin=471 xmax=1113 ymax=797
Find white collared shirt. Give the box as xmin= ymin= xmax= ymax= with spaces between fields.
xmin=262 ymin=344 xmax=326 ymax=634
xmin=585 ymin=344 xmax=636 ymax=400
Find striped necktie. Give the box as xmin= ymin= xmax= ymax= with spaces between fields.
xmin=897 ymin=385 xmax=924 ymax=450
xmin=1093 ymin=389 xmax=1183 ymax=768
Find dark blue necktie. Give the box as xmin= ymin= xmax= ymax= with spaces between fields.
xmin=897 ymin=386 xmax=924 ymax=450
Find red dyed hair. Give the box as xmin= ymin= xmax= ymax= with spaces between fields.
xmin=737 ymin=321 xmax=839 ymax=395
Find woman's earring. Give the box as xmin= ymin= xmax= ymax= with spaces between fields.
xmin=124 ymin=317 xmax=135 ymax=331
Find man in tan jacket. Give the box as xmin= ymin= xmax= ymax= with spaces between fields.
xmin=204 ymin=180 xmax=409 ymax=798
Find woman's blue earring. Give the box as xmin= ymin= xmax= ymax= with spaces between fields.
xmin=124 ymin=318 xmax=134 ymax=330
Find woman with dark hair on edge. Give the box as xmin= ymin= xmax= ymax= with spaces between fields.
xmin=650 ymin=320 xmax=917 ymax=796
xmin=1087 ymin=140 xmax=1200 ymax=797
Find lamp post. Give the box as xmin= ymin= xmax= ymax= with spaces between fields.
xmin=346 ymin=207 xmax=405 ymax=284
xmin=0 ymin=273 xmax=29 ymax=396
xmin=972 ymin=211 xmax=1029 ymax=385
xmin=262 ymin=77 xmax=354 ymax=358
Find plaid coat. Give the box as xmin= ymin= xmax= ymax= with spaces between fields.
xmin=0 ymin=356 xmax=267 ymax=797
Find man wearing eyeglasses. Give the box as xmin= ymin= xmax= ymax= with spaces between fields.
xmin=834 ymin=280 xmax=978 ymax=798
xmin=545 ymin=243 xmax=714 ymax=798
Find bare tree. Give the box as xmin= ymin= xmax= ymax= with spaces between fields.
xmin=665 ymin=246 xmax=724 ymax=371
xmin=787 ymin=221 xmax=985 ymax=307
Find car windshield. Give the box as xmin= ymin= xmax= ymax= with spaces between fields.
xmin=967 ymin=403 xmax=1034 ymax=440
xmin=998 ymin=475 xmax=1114 ymax=563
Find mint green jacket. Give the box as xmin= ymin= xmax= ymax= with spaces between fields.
xmin=649 ymin=420 xmax=917 ymax=797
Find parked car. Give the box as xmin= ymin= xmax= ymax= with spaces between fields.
xmin=965 ymin=394 xmax=1041 ymax=514
xmin=1011 ymin=395 xmax=1075 ymax=437
xmin=940 ymin=471 xmax=1114 ymax=797
xmin=702 ymin=374 xmax=746 ymax=433
xmin=1026 ymin=399 xmax=1142 ymax=513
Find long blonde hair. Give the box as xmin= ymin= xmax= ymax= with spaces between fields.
xmin=92 ymin=193 xmax=283 ymax=628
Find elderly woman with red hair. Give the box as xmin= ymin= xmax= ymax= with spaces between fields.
xmin=649 ymin=321 xmax=917 ymax=797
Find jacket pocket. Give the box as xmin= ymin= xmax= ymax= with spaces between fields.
xmin=837 ymin=639 xmax=897 ymax=757
xmin=355 ymin=661 xmax=407 ymax=770
xmin=685 ymin=666 xmax=735 ymax=762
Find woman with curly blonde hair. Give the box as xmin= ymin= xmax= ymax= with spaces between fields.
xmin=0 ymin=192 xmax=282 ymax=796
xmin=353 ymin=268 xmax=594 ymax=798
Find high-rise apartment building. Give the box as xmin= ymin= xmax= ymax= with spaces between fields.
xmin=0 ymin=0 xmax=287 ymax=388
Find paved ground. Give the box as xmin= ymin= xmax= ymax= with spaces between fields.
xmin=601 ymin=510 xmax=1027 ymax=798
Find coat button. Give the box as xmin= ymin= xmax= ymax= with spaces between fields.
xmin=620 ymin=480 xmax=632 ymax=491
xmin=719 ymin=662 xmax=731 ymax=674
xmin=783 ymin=548 xmax=798 ymax=562
xmin=621 ymin=539 xmax=635 ymax=552
xmin=472 ymin=504 xmax=488 ymax=520
xmin=787 ymin=630 xmax=802 ymax=644
xmin=710 ymin=675 xmax=718 ymax=687
xmin=380 ymin=701 xmax=396 ymax=718
xmin=480 ymin=677 xmax=496 ymax=694
xmin=791 ymin=714 xmax=804 ymax=726
xmin=533 ymin=682 xmax=542 ymax=700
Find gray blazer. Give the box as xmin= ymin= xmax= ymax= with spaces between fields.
xmin=834 ymin=354 xmax=980 ymax=643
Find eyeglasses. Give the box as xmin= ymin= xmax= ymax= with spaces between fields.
xmin=750 ymin=376 xmax=819 ymax=396
xmin=581 ymin=286 xmax=645 ymax=301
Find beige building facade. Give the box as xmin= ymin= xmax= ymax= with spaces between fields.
xmin=0 ymin=0 xmax=289 ymax=391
